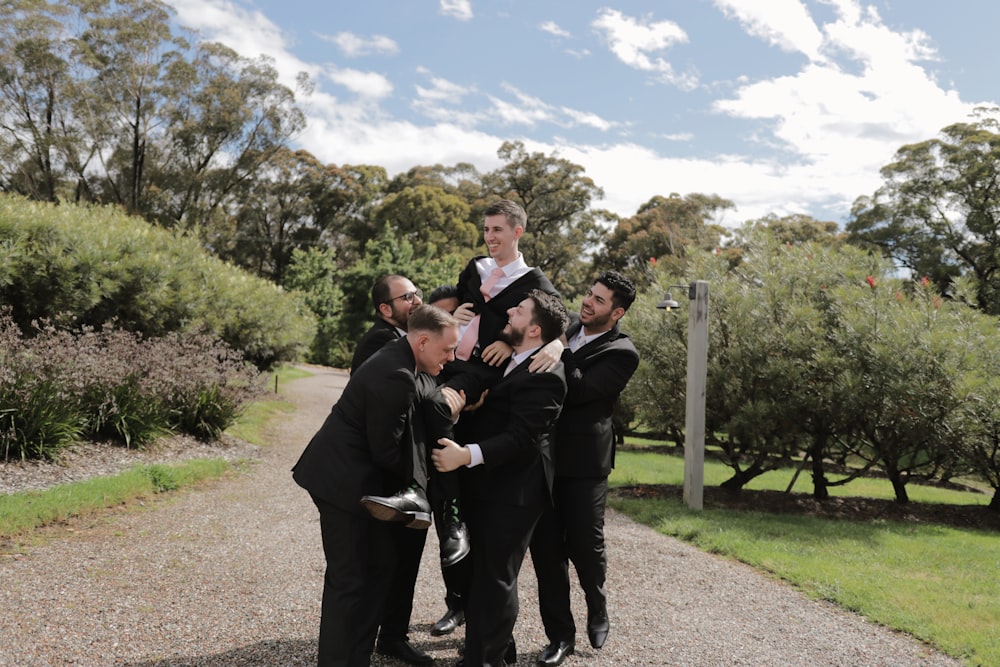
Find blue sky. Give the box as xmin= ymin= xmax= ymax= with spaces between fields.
xmin=167 ymin=0 xmax=999 ymax=227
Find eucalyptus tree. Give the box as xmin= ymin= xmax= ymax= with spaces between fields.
xmin=848 ymin=108 xmax=1000 ymax=314
xmin=221 ymin=147 xmax=325 ymax=282
xmin=372 ymin=184 xmax=478 ymax=260
xmin=597 ymin=192 xmax=732 ymax=289
xmin=0 ymin=0 xmax=80 ymax=201
xmin=149 ymin=43 xmax=306 ymax=232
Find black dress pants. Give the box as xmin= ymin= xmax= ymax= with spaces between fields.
xmin=312 ymin=495 xmax=396 ymax=667
xmin=529 ymin=476 xmax=609 ymax=643
xmin=462 ymin=498 xmax=543 ymax=667
xmin=378 ymin=523 xmax=428 ymax=641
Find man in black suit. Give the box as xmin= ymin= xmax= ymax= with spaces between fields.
xmin=431 ymin=199 xmax=563 ymax=637
xmin=529 ymin=271 xmax=640 ymax=666
xmin=350 ymin=274 xmax=423 ymax=374
xmin=348 ymin=274 xmax=439 ymax=666
xmin=292 ymin=305 xmax=461 ymax=667
xmin=434 ymin=289 xmax=569 ymax=667
xmin=444 ymin=198 xmax=561 ymax=401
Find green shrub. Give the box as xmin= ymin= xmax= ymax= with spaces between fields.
xmin=0 ymin=195 xmax=316 ymax=368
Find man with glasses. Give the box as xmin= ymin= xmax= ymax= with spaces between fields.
xmin=351 ymin=275 xmax=424 ymax=373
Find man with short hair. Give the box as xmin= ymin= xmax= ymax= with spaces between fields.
xmin=434 ymin=289 xmax=569 ymax=667
xmin=293 ymin=305 xmax=461 ymax=667
xmin=529 ymin=271 xmax=640 ymax=666
xmin=432 ymin=200 xmax=563 ymax=637
xmin=445 ymin=199 xmax=561 ymax=399
xmin=351 ymin=275 xmax=423 ymax=373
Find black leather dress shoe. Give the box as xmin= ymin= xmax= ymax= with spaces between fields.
xmin=360 ymin=485 xmax=431 ymax=528
xmin=375 ymin=638 xmax=433 ymax=666
xmin=440 ymin=500 xmax=470 ymax=567
xmin=430 ymin=607 xmax=465 ymax=636
xmin=537 ymin=639 xmax=574 ymax=666
xmin=587 ymin=607 xmax=610 ymax=649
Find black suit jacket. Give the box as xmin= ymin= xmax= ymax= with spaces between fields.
xmin=351 ymin=318 xmax=400 ymax=373
xmin=443 ymin=257 xmax=560 ymax=401
xmin=458 ymin=358 xmax=567 ymax=507
xmin=555 ymin=322 xmax=639 ymax=477
xmin=293 ymin=337 xmax=446 ymax=514
xmin=456 ymin=256 xmax=559 ymax=349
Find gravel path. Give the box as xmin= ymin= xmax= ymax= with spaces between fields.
xmin=0 ymin=366 xmax=963 ymax=667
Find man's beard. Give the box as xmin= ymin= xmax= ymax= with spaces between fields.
xmin=498 ymin=326 xmax=525 ymax=348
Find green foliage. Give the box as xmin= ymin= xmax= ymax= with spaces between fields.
xmin=624 ymin=227 xmax=1000 ymax=503
xmin=596 ymin=192 xmax=732 ymax=289
xmin=0 ymin=196 xmax=316 ymax=368
xmin=142 ymin=464 xmax=180 ymax=492
xmin=848 ymin=107 xmax=1000 ymax=315
xmin=287 ymin=223 xmax=462 ymax=367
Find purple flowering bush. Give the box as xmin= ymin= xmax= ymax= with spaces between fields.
xmin=0 ymin=314 xmax=264 ymax=460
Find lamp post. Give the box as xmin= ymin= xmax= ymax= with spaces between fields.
xmin=657 ymin=280 xmax=709 ymax=510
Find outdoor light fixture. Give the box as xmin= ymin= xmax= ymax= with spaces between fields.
xmin=657 ymin=280 xmax=709 ymax=510
xmin=656 ymin=283 xmax=695 ymax=310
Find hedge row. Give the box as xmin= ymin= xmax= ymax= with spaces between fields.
xmin=0 ymin=196 xmax=316 ymax=369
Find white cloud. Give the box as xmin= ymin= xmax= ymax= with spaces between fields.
xmin=540 ymin=21 xmax=571 ymax=38
xmin=320 ymin=32 xmax=399 ymax=57
xmin=713 ymin=0 xmax=973 ymax=209
xmin=414 ymin=73 xmax=470 ymax=104
xmin=591 ymin=8 xmax=697 ymax=89
xmin=169 ymin=0 xmax=315 ymax=83
xmin=713 ymin=0 xmax=826 ymax=62
xmin=440 ymin=0 xmax=473 ymax=21
xmin=325 ymin=67 xmax=393 ymax=99
xmin=166 ymin=0 xmax=988 ymax=228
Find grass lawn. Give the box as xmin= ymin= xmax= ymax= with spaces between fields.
xmin=611 ymin=447 xmax=999 ymax=666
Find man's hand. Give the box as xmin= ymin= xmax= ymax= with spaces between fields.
xmin=433 ymin=438 xmax=472 ymax=472
xmin=440 ymin=387 xmax=466 ymax=421
xmin=463 ymin=389 xmax=488 ymax=412
xmin=480 ymin=340 xmax=513 ymax=366
xmin=529 ymin=338 xmax=564 ymax=372
xmin=453 ymin=302 xmax=476 ymax=325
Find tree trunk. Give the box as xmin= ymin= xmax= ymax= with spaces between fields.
xmin=887 ymin=469 xmax=910 ymax=504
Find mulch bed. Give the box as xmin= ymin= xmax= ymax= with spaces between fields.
xmin=612 ymin=484 xmax=1000 ymax=532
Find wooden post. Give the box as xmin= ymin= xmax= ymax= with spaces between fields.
xmin=683 ymin=281 xmax=709 ymax=510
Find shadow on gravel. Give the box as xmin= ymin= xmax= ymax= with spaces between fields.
xmin=122 ymin=639 xmax=316 ymax=666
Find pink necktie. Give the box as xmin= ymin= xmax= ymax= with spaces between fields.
xmin=455 ymin=267 xmax=505 ymax=361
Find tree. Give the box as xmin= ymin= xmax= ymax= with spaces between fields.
xmin=72 ymin=0 xmax=186 ymax=215
xmin=0 ymin=0 xmax=84 ymax=201
xmin=848 ymin=108 xmax=1000 ymax=314
xmin=734 ymin=213 xmax=844 ymax=247
xmin=311 ymin=162 xmax=389 ymax=266
xmin=148 ymin=43 xmax=306 ymax=233
xmin=372 ymin=184 xmax=478 ymax=258
xmin=598 ymin=193 xmax=731 ymax=288
xmin=222 ymin=147 xmax=325 ymax=283
xmin=480 ymin=141 xmax=607 ymax=298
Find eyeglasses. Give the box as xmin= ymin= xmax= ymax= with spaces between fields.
xmin=386 ymin=289 xmax=423 ymax=304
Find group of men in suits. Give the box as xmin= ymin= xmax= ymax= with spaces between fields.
xmin=293 ymin=199 xmax=640 ymax=667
